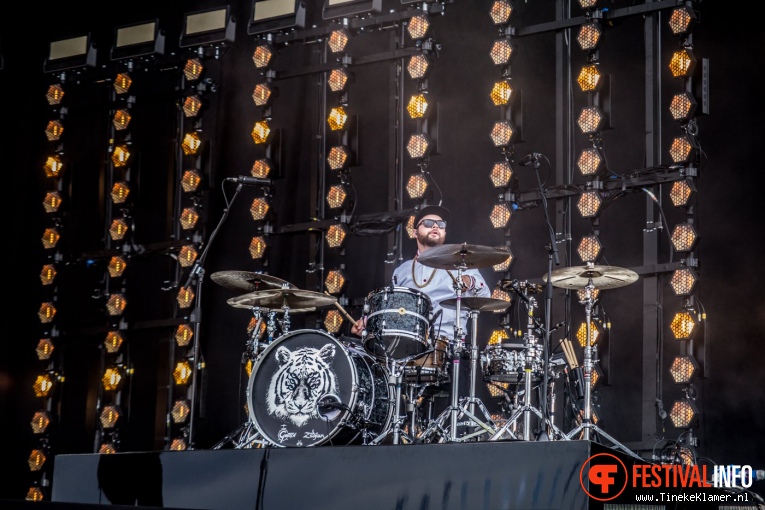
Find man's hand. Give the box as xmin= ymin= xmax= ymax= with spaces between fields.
xmin=350 ymin=317 xmax=366 ymax=337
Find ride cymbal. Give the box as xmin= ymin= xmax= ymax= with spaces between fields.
xmin=417 ymin=243 xmax=511 ymax=270
xmin=211 ymin=270 xmax=296 ymax=293
xmin=227 ymin=288 xmax=337 ymax=312
xmin=544 ymin=264 xmax=638 ymax=290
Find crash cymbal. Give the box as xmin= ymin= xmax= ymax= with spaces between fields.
xmin=211 ymin=270 xmax=296 ymax=293
xmin=227 ymin=288 xmax=337 ymax=312
xmin=417 ymin=243 xmax=511 ymax=270
xmin=440 ymin=297 xmax=511 ymax=313
xmin=544 ymin=264 xmax=639 ymax=290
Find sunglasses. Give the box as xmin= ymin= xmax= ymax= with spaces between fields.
xmin=417 ymin=219 xmax=447 ymax=229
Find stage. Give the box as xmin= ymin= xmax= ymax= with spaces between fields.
xmin=46 ymin=440 xmax=757 ymax=510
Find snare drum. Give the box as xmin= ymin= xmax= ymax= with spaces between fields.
xmin=404 ymin=337 xmax=449 ymax=384
xmin=362 ymin=287 xmax=432 ymax=360
xmin=482 ymin=342 xmax=544 ymax=385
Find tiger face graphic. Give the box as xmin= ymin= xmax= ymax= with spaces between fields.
xmin=266 ymin=343 xmax=338 ymax=427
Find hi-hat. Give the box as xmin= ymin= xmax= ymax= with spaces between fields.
xmin=545 ymin=264 xmax=639 ymax=290
xmin=440 ymin=297 xmax=511 ymax=313
xmin=227 ymin=288 xmax=337 ymax=312
xmin=417 ymin=243 xmax=510 ymax=270
xmin=211 ymin=270 xmax=296 ymax=293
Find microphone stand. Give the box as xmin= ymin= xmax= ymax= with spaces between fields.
xmin=184 ymin=182 xmax=246 ymax=449
xmin=530 ymin=154 xmax=559 ymax=440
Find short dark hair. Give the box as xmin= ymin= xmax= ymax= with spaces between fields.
xmin=414 ymin=205 xmax=450 ymax=226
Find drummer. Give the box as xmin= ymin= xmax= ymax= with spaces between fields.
xmin=351 ymin=204 xmax=490 ymax=342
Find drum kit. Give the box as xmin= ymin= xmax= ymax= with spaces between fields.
xmin=210 ymin=251 xmax=639 ymax=450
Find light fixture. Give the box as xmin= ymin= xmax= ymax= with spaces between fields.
xmin=577 ymin=0 xmax=598 ymax=8
xmin=109 ymin=219 xmax=130 ymax=240
xmin=668 ymin=6 xmax=697 ymax=36
xmin=250 ymin=236 xmax=268 ymax=259
xmin=489 ymin=38 xmax=516 ymax=67
xmin=577 ymin=106 xmax=605 ymax=135
xmin=325 ymin=268 xmax=347 ymax=294
xmin=407 ymin=94 xmax=429 ymax=119
xmin=489 ymin=161 xmax=513 ymax=188
xmin=170 ymin=438 xmax=188 ymax=451
xmin=173 ymin=361 xmax=193 ymax=385
xmin=669 ymin=355 xmax=699 ymax=384
xmin=42 ymin=192 xmax=63 ymax=213
xmin=181 ymin=171 xmax=202 ymax=193
xmin=489 ymin=203 xmax=512 ymax=229
xmin=328 ymin=68 xmax=351 ymax=93
xmin=576 ymin=190 xmax=602 ymax=218
xmin=183 ymin=58 xmax=204 ymax=81
xmin=669 ymin=398 xmax=698 ymax=428
xmin=35 ymin=339 xmax=55 ymax=360
xmin=176 ymin=287 xmax=195 ymax=308
xmin=101 ymin=367 xmax=123 ymax=391
xmin=179 ymin=208 xmax=200 ymax=230
xmin=669 ymin=222 xmax=698 ymax=252
xmin=248 ymin=0 xmax=306 ymax=36
xmin=41 ymin=228 xmax=61 ymax=249
xmin=107 ymin=256 xmax=127 ymax=278
xmin=576 ymin=320 xmax=601 ymax=347
xmin=326 ymin=224 xmax=348 ymax=249
xmin=407 ymin=14 xmax=431 ymax=40
xmin=327 ymin=145 xmax=352 ymax=171
xmin=171 ymin=400 xmax=191 ymax=423
xmin=406 ymin=174 xmax=428 ymax=199
xmin=104 ymin=331 xmax=124 ymax=353
xmin=106 ymin=294 xmax=127 ymax=316
xmin=670 ymin=267 xmax=698 ymax=296
xmin=405 ymin=215 xmax=416 ymax=239
xmin=576 ymin=21 xmax=602 ymax=52
xmin=668 ymin=134 xmax=698 ymax=165
xmin=492 ymin=247 xmax=513 ymax=272
xmin=28 ymin=450 xmax=46 ymax=472
xmin=252 ymin=82 xmax=277 ymax=107
xmin=110 ymin=20 xmax=165 ymax=61
xmin=327 ymin=106 xmax=349 ymax=131
xmin=577 ymin=234 xmax=602 ymax=263
xmin=252 ymin=120 xmax=271 ymax=144
xmin=577 ymin=147 xmax=604 ymax=176
xmin=33 ymin=374 xmax=54 ymax=398
xmin=322 ymin=0 xmax=382 ymax=20
xmin=175 ymin=324 xmax=194 ymax=347
xmin=407 ymin=52 xmax=433 ymax=80
xmin=99 ymin=405 xmax=122 ymax=429
xmin=252 ymin=158 xmax=274 ymax=178
xmin=252 ymin=41 xmax=275 ymax=69
xmin=327 ymin=27 xmax=351 ymax=54
xmin=669 ymin=91 xmax=697 ymax=122
xmin=491 ymin=287 xmax=512 ymax=305
xmin=406 ymin=133 xmax=433 ymax=159
xmin=490 ymin=120 xmax=517 ymax=147
xmin=30 ymin=411 xmax=51 ymax=434
xmin=178 ymin=245 xmax=198 ymax=267
xmin=324 ymin=310 xmax=344 ymax=334
xmin=670 ymin=310 xmax=697 ymax=340
xmin=250 ymin=197 xmax=271 ymax=221
xmin=669 ymin=48 xmax=696 ymax=79
xmin=577 ymin=287 xmax=600 ymax=302
xmin=326 ymin=184 xmax=349 ymax=209
xmin=111 ymin=145 xmax=132 ymax=167
xmin=490 ymin=79 xmax=514 ymax=106
xmin=183 ymin=95 xmax=203 ymax=118
xmin=669 ymin=179 xmax=695 ymax=207
xmin=44 ymin=34 xmax=97 ymax=73
xmin=489 ymin=0 xmax=513 ymax=25
xmin=179 ymin=6 xmax=236 ymax=48
xmin=37 ymin=303 xmax=57 ymax=323
xmin=113 ymin=109 xmax=132 ymax=130
xmin=45 ymin=121 xmax=64 ymax=142
xmin=576 ymin=63 xmax=603 ymax=93
xmin=39 ymin=265 xmax=56 ymax=286
xmin=44 ymin=155 xmax=64 ymax=178
xmin=182 ymin=132 xmax=202 ymax=155
xmin=46 ymin=84 xmax=64 ymax=105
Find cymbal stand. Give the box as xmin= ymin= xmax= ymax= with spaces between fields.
xmin=456 ymin=309 xmax=498 ymax=440
xmin=491 ymin=294 xmax=566 ymax=441
xmin=370 ymin=356 xmax=414 ymax=445
xmin=564 ymin=281 xmax=638 ymax=459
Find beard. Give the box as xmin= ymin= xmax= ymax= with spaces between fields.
xmin=416 ymin=229 xmax=445 ymax=248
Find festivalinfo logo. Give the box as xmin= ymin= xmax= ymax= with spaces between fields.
xmin=580 ymin=453 xmax=763 ymax=502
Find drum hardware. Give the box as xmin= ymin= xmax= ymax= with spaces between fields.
xmin=489 ymin=292 xmax=567 ymax=442
xmin=417 ymin=249 xmax=509 ymax=443
xmin=545 ymin=264 xmax=641 ymax=458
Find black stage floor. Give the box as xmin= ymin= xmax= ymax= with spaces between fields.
xmin=46 ymin=440 xmax=760 ymax=510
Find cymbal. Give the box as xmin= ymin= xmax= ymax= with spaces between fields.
xmin=227 ymin=288 xmax=337 ymax=312
xmin=440 ymin=297 xmax=511 ymax=313
xmin=211 ymin=271 xmax=296 ymax=293
xmin=544 ymin=264 xmax=639 ymax=290
xmin=417 ymin=243 xmax=511 ymax=270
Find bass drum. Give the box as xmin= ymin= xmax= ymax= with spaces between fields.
xmin=247 ymin=329 xmax=392 ymax=447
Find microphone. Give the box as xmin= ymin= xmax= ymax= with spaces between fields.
xmin=505 ymin=279 xmax=531 ymax=305
xmin=429 ymin=309 xmax=443 ymax=329
xmin=225 ymin=176 xmax=272 ymax=186
xmin=518 ymin=152 xmax=541 ymax=167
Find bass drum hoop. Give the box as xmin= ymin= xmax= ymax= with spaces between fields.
xmin=247 ymin=329 xmax=390 ymax=447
